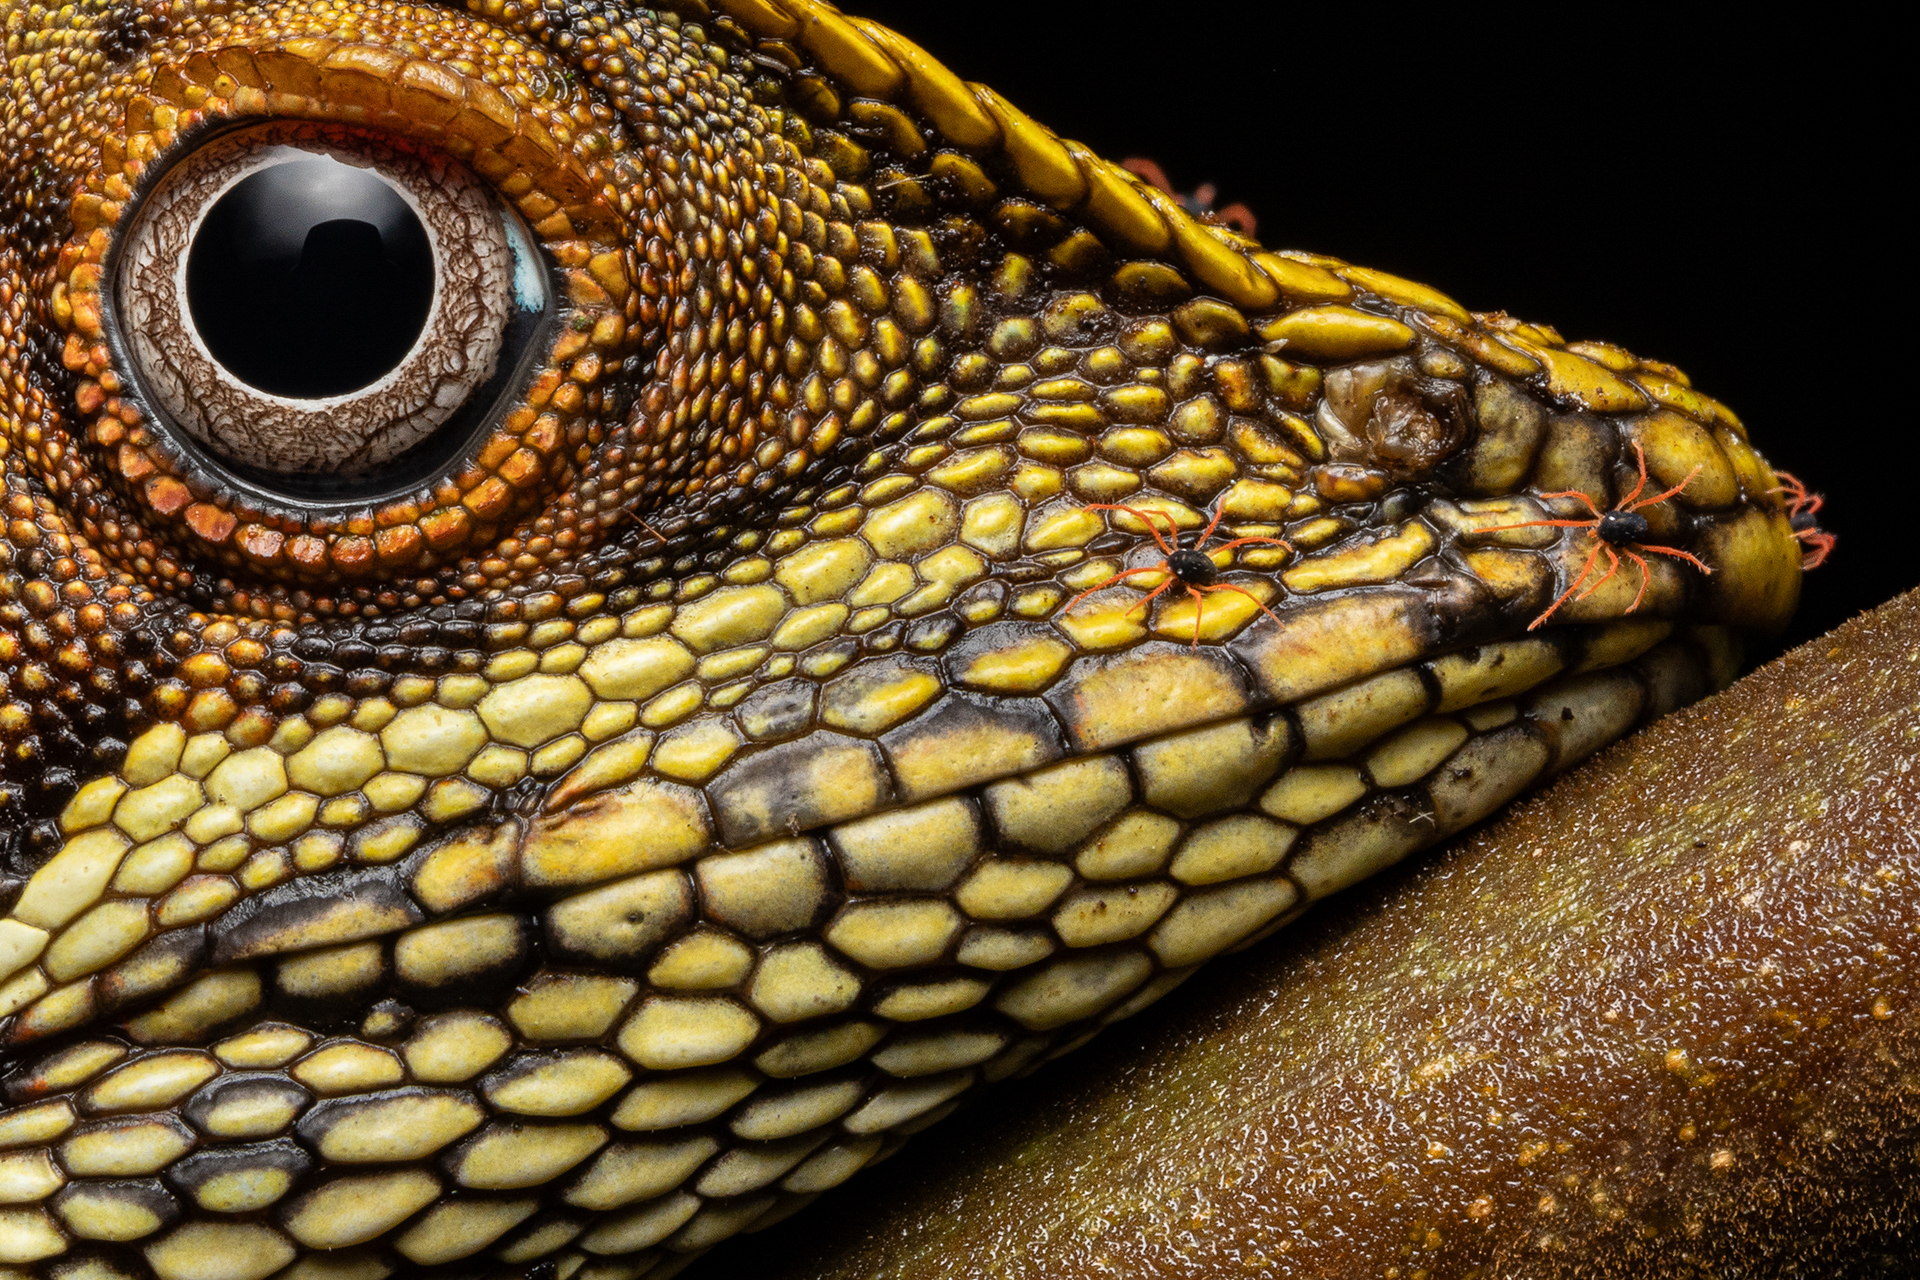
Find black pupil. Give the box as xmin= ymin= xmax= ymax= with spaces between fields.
xmin=1597 ymin=509 xmax=1650 ymax=545
xmin=1167 ymin=547 xmax=1218 ymax=584
xmin=186 ymin=156 xmax=434 ymax=399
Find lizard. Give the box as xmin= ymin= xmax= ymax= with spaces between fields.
xmin=0 ymin=1 xmax=1809 ymax=1277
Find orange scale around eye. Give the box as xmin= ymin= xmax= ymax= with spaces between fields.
xmin=48 ymin=32 xmax=649 ymax=603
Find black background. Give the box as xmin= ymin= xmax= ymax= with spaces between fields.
xmin=696 ymin=6 xmax=1904 ymax=1273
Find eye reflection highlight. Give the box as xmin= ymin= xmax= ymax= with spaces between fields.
xmin=186 ymin=155 xmax=435 ymax=399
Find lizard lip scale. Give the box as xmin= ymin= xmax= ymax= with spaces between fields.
xmin=0 ymin=2 xmax=1813 ymax=1277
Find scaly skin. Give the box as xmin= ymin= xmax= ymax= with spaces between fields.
xmin=0 ymin=2 xmax=1804 ymax=1277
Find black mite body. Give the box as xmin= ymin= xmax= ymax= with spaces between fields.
xmin=1596 ymin=508 xmax=1651 ymax=546
xmin=1165 ymin=547 xmax=1219 ymax=586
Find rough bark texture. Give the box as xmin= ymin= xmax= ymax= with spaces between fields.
xmin=715 ymin=587 xmax=1920 ymax=1279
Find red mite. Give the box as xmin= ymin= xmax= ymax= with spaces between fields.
xmin=1120 ymin=158 xmax=1258 ymax=237
xmin=1486 ymin=441 xmax=1713 ymax=630
xmin=1066 ymin=503 xmax=1292 ymax=648
xmin=1771 ymin=471 xmax=1836 ymax=569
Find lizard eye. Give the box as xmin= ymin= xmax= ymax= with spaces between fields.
xmin=56 ymin=54 xmax=641 ymax=591
xmin=113 ymin=122 xmax=551 ymax=501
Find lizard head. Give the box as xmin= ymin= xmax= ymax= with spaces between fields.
xmin=0 ymin=1 xmax=1807 ymax=1275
